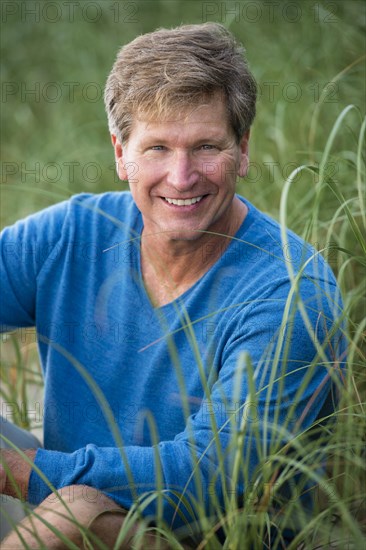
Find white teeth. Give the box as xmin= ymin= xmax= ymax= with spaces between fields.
xmin=165 ymin=196 xmax=203 ymax=206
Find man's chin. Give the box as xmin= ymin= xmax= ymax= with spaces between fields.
xmin=160 ymin=227 xmax=205 ymax=243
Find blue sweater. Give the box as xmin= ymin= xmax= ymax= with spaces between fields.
xmin=0 ymin=192 xmax=344 ymax=528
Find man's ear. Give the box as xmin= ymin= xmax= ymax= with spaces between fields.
xmin=111 ymin=134 xmax=128 ymax=181
xmin=237 ymin=130 xmax=250 ymax=178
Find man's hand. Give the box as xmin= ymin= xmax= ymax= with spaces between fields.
xmin=0 ymin=449 xmax=37 ymax=500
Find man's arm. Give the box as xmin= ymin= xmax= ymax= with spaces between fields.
xmin=0 ymin=200 xmax=70 ymax=331
xmin=0 ymin=202 xmax=345 ymax=528
xmin=0 ymin=204 xmax=65 ymax=500
xmin=24 ymin=277 xmax=345 ymax=529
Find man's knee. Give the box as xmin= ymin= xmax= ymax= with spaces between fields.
xmin=42 ymin=484 xmax=109 ymax=510
xmin=2 ymin=484 xmax=125 ymax=549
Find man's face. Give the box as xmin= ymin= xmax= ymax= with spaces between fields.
xmin=113 ymin=94 xmax=249 ymax=244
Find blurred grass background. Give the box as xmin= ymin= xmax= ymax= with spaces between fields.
xmin=1 ymin=0 xmax=364 ymax=222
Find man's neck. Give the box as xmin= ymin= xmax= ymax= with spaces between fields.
xmin=140 ymin=198 xmax=247 ymax=307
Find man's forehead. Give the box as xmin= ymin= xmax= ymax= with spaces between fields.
xmin=140 ymin=118 xmax=227 ymax=129
xmin=134 ymin=92 xmax=228 ymax=123
xmin=131 ymin=118 xmax=232 ymax=145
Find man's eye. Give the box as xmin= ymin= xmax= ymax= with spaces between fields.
xmin=200 ymin=144 xmax=215 ymax=150
xmin=150 ymin=145 xmax=165 ymax=151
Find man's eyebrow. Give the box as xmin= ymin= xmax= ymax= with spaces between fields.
xmin=140 ymin=131 xmax=231 ymax=145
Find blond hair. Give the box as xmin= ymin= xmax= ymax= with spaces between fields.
xmin=104 ymin=23 xmax=257 ymax=143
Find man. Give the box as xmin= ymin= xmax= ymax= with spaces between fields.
xmin=0 ymin=23 xmax=344 ymax=548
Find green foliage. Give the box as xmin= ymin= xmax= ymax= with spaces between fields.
xmin=1 ymin=1 xmax=365 ymax=548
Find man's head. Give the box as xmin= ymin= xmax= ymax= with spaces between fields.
xmin=104 ymin=23 xmax=257 ymax=145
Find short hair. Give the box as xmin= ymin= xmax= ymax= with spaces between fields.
xmin=104 ymin=23 xmax=257 ymax=144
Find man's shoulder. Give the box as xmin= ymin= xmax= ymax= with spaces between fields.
xmin=235 ymin=195 xmax=337 ymax=286
xmin=68 ymin=191 xmax=136 ymax=216
xmin=1 ymin=191 xmax=140 ymax=254
xmin=63 ymin=191 xmax=140 ymax=232
xmin=3 ymin=191 xmax=138 ymax=229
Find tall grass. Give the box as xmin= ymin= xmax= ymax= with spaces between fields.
xmin=1 ymin=1 xmax=365 ymax=548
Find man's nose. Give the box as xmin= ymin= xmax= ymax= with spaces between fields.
xmin=166 ymin=151 xmax=199 ymax=191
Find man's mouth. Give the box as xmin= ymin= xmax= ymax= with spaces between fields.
xmin=164 ymin=196 xmax=204 ymax=206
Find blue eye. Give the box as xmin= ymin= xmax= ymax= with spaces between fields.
xmin=200 ymin=144 xmax=215 ymax=150
xmin=151 ymin=145 xmax=165 ymax=151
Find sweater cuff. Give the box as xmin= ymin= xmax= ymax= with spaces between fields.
xmin=28 ymin=448 xmax=78 ymax=505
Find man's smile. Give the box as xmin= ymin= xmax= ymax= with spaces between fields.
xmin=163 ymin=195 xmax=204 ymax=206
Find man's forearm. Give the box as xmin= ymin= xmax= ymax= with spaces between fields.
xmin=0 ymin=449 xmax=37 ymax=500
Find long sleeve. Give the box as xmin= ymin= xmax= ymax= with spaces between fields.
xmin=0 ymin=199 xmax=71 ymax=330
xmin=28 ymin=275 xmax=344 ymax=529
xmin=1 ymin=192 xmax=345 ymax=530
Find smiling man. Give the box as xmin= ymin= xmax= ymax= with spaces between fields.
xmin=0 ymin=23 xmax=344 ymax=548
xmin=116 ymin=94 xmax=250 ymax=306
